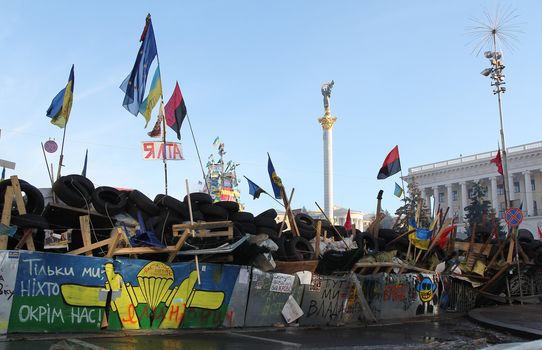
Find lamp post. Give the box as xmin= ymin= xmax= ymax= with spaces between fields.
xmin=480 ymin=35 xmax=510 ymax=210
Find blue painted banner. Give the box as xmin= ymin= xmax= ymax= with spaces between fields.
xmin=9 ymin=251 xmax=111 ymax=332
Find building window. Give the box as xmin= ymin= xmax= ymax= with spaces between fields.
xmin=534 ymin=201 xmax=538 ymax=217
xmin=532 ymin=179 xmax=536 ymax=191
xmin=452 ymin=190 xmax=458 ymax=201
xmin=514 ymin=181 xmax=520 ymax=193
xmin=497 ymin=185 xmax=504 ymax=196
xmin=438 ymin=192 xmax=445 ymax=203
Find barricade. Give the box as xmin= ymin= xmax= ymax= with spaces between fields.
xmin=244 ymin=268 xmax=303 ymax=327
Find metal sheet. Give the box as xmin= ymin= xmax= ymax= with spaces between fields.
xmin=358 ymin=273 xmax=440 ymax=321
xmin=244 ymin=268 xmax=303 ymax=327
xmin=222 ymin=265 xmax=251 ymax=328
xmin=299 ymin=274 xmax=351 ymax=326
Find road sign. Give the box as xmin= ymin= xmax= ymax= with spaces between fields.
xmin=504 ymin=207 xmax=523 ymax=226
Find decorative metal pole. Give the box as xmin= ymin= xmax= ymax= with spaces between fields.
xmin=318 ymin=81 xmax=336 ymax=223
xmin=481 ymin=34 xmax=509 ymax=209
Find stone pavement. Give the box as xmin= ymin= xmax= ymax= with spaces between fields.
xmin=469 ymin=304 xmax=542 ymax=338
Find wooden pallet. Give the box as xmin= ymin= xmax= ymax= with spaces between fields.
xmin=1 ymin=176 xmax=34 ymax=250
xmin=172 ymin=221 xmax=234 ymax=239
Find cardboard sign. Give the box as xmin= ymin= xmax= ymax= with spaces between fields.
xmin=142 ymin=142 xmax=184 ymax=160
xmin=270 ymin=274 xmax=295 ymax=294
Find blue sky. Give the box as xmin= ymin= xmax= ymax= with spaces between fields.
xmin=1 ymin=1 xmax=540 ymax=217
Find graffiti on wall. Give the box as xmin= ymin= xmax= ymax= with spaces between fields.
xmin=7 ymin=252 xmax=239 ymax=332
xmin=62 ymin=259 xmax=240 ymax=330
xmin=415 ymin=275 xmax=437 ymax=315
xmin=9 ymin=251 xmax=108 ymax=332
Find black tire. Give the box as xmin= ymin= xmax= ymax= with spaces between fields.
xmin=124 ymin=197 xmax=150 ymax=222
xmin=53 ymin=175 xmax=94 ymax=208
xmin=355 ymin=232 xmax=378 ymax=253
xmin=151 ymin=212 xmax=184 ymax=245
xmin=237 ymin=222 xmax=257 ymax=235
xmin=299 ymin=224 xmax=317 ymax=241
xmin=295 ymin=213 xmax=315 ymax=227
xmin=155 ymin=194 xmax=186 ymax=217
xmin=256 ymin=226 xmax=279 ymax=241
xmin=91 ymin=186 xmax=127 ymax=216
xmin=214 ymin=201 xmax=240 ymax=213
xmin=275 ymin=233 xmax=294 ymax=261
xmin=199 ymin=203 xmax=229 ymax=220
xmin=256 ymin=208 xmax=277 ymax=219
xmin=18 ymin=181 xmax=45 ymax=215
xmin=128 ymin=190 xmax=161 ymax=216
xmin=518 ymin=229 xmax=534 ymax=244
xmin=11 ymin=213 xmax=49 ymax=229
xmin=332 ymin=225 xmax=347 ymax=241
xmin=230 ymin=211 xmax=254 ymax=223
xmin=183 ymin=192 xmax=213 ymax=205
xmin=286 ymin=236 xmax=315 ymax=261
xmin=535 ymin=246 xmax=542 ymax=266
xmin=254 ymin=216 xmax=277 ymax=229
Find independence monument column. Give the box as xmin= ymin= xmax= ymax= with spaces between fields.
xmin=318 ymin=80 xmax=336 ymax=222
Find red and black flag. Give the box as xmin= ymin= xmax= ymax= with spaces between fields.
xmin=165 ymin=81 xmax=187 ymax=140
xmin=377 ymin=145 xmax=401 ymax=179
xmin=490 ymin=148 xmax=503 ymax=176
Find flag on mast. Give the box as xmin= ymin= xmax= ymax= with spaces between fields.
xmin=46 ymin=65 xmax=74 ymax=128
xmin=244 ymin=176 xmax=267 ymax=199
xmin=490 ymin=148 xmax=503 ymax=175
xmin=344 ymin=209 xmax=352 ymax=231
xmin=139 ymin=66 xmax=162 ymax=127
xmin=394 ymin=183 xmax=403 ymax=198
xmin=267 ymin=153 xmax=282 ymax=199
xmin=120 ymin=14 xmax=158 ymax=116
xmin=377 ymin=145 xmax=401 ymax=179
xmin=164 ymin=81 xmax=187 ymax=140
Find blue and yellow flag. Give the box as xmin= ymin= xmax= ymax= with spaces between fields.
xmin=409 ymin=228 xmax=431 ymax=250
xmin=120 ymin=14 xmax=158 ymax=116
xmin=244 ymin=176 xmax=267 ymax=199
xmin=139 ymin=66 xmax=162 ymax=127
xmin=267 ymin=153 xmax=282 ymax=199
xmin=46 ymin=65 xmax=74 ymax=128
xmin=394 ymin=182 xmax=403 ymax=198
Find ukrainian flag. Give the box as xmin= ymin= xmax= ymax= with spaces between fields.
xmin=46 ymin=65 xmax=74 ymax=128
xmin=139 ymin=66 xmax=162 ymax=127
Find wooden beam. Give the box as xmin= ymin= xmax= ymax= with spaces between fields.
xmin=69 ymin=237 xmax=114 ymax=256
xmin=0 ymin=186 xmax=14 ymax=249
xmin=10 ymin=176 xmax=26 ymax=215
xmin=167 ymin=227 xmax=192 ymax=263
xmin=105 ymin=228 xmax=122 ymax=258
xmin=79 ymin=215 xmax=93 ymax=257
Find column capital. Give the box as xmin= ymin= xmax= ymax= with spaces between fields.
xmin=445 ymin=183 xmax=453 ymax=189
xmin=523 ymin=170 xmax=532 ymax=176
xmin=318 ymin=116 xmax=337 ymax=130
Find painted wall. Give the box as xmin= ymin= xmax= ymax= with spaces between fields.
xmin=0 ymin=250 xmax=478 ymax=333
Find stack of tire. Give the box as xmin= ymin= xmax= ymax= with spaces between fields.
xmin=272 ymin=213 xmax=316 ymax=262
xmin=0 ymin=178 xmax=48 ymax=250
xmin=516 ymin=230 xmax=542 ymax=265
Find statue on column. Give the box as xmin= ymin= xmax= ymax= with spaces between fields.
xmin=321 ymin=80 xmax=334 ymax=115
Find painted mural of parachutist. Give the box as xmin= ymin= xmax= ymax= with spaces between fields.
xmin=321 ymin=80 xmax=334 ymax=110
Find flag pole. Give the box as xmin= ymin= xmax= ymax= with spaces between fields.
xmin=399 ymin=169 xmax=408 ymax=204
xmin=41 ymin=142 xmax=54 ymax=187
xmin=56 ymin=125 xmax=68 ymax=181
xmin=186 ymin=114 xmax=211 ymax=195
xmin=152 ymin=16 xmax=169 ymax=195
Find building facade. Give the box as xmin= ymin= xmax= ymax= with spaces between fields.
xmin=403 ymin=141 xmax=542 ymax=235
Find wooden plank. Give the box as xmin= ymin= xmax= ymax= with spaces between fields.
xmin=14 ymin=228 xmax=34 ymax=250
xmin=350 ymin=273 xmax=377 ymax=323
xmin=113 ymin=246 xmax=177 ymax=255
xmin=69 ymin=238 xmax=114 ymax=256
xmin=172 ymin=221 xmax=233 ymax=237
xmin=0 ymin=186 xmax=14 ymax=249
xmin=315 ymin=220 xmax=321 ymax=258
xmin=105 ymin=228 xmax=122 ymax=258
xmin=10 ymin=176 xmax=26 ymax=215
xmin=167 ymin=227 xmax=192 ymax=263
xmin=507 ymin=233 xmax=515 ymax=264
xmin=79 ymin=215 xmax=93 ymax=257
xmin=480 ymin=263 xmax=510 ymax=292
